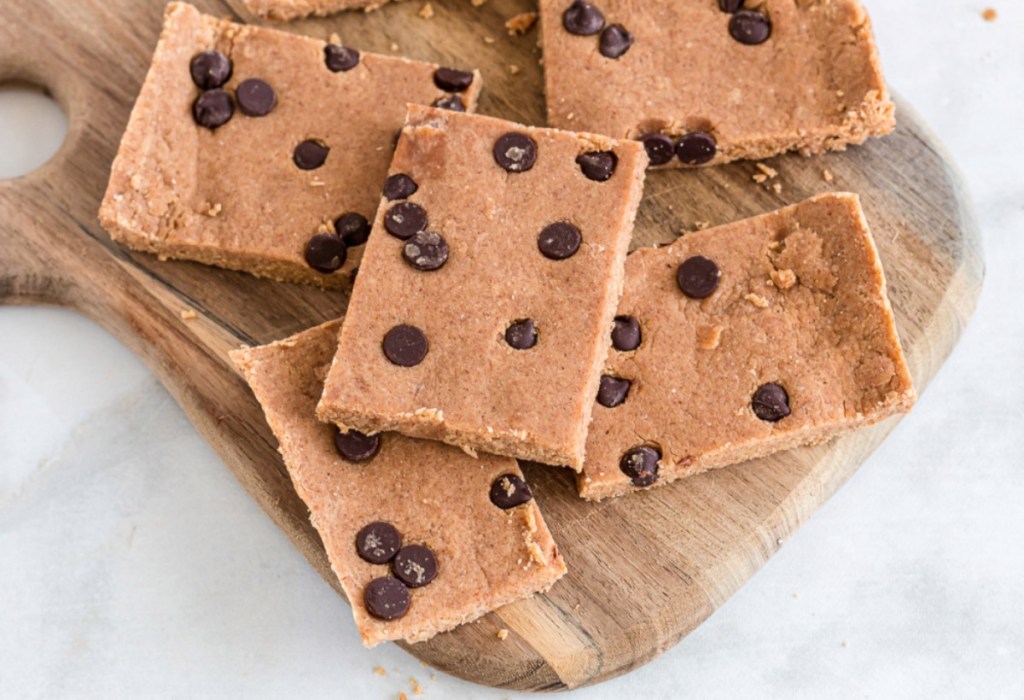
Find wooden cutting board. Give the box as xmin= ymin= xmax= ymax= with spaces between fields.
xmin=0 ymin=0 xmax=983 ymax=691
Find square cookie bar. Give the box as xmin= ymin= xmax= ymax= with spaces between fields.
xmin=579 ymin=193 xmax=915 ymax=500
xmin=241 ymin=0 xmax=393 ymax=22
xmin=232 ymin=320 xmax=565 ymax=647
xmin=539 ymin=0 xmax=894 ymax=168
xmin=317 ymin=105 xmax=648 ymax=471
xmin=99 ymin=2 xmax=481 ymax=288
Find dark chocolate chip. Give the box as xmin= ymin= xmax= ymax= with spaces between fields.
xmin=493 ymin=132 xmax=537 ymax=172
xmin=537 ymin=222 xmax=582 ymax=261
xmin=236 ymin=78 xmax=276 ymax=117
xmin=719 ymin=0 xmax=744 ymax=12
xmin=335 ymin=213 xmax=371 ymax=247
xmin=192 ymin=89 xmax=234 ymax=129
xmin=433 ymin=67 xmax=474 ymax=92
xmin=383 ymin=324 xmax=428 ymax=367
xmin=489 ymin=474 xmax=534 ymax=509
xmin=505 ymin=319 xmax=538 ymax=350
xmin=676 ymin=255 xmax=722 ymax=299
xmin=619 ymin=445 xmax=660 ymax=488
xmin=433 ymin=94 xmax=465 ymax=111
xmin=383 ymin=173 xmax=418 ymax=201
xmin=729 ymin=9 xmax=772 ymax=45
xmin=611 ymin=315 xmax=641 ymax=351
xmin=392 ymin=545 xmax=438 ymax=588
xmin=324 ymin=44 xmax=360 ymax=72
xmin=334 ymin=427 xmax=381 ymax=462
xmin=597 ymin=375 xmax=631 ymax=408
xmin=562 ymin=0 xmax=605 ymax=35
xmin=355 ymin=522 xmax=402 ymax=564
xmin=675 ymin=131 xmax=717 ymax=165
xmin=403 ymin=230 xmax=449 ymax=271
xmin=190 ymin=50 xmax=232 ymax=90
xmin=293 ymin=139 xmax=329 ymax=170
xmin=575 ymin=151 xmax=618 ymax=181
xmin=384 ymin=202 xmax=428 ymax=240
xmin=364 ymin=577 xmax=410 ymax=620
xmin=599 ymin=24 xmax=634 ymax=59
xmin=640 ymin=133 xmax=675 ymax=166
xmin=752 ymin=383 xmax=791 ymax=422
xmin=304 ymin=233 xmax=347 ymax=273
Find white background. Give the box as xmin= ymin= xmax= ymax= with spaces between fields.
xmin=2 ymin=1 xmax=1022 ymax=697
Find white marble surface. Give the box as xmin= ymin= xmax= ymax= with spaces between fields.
xmin=2 ymin=1 xmax=1022 ymax=697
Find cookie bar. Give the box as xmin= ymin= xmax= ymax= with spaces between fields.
xmin=316 ymin=105 xmax=648 ymax=471
xmin=231 ymin=320 xmax=565 ymax=647
xmin=241 ymin=0 xmax=393 ymax=22
xmin=579 ymin=193 xmax=915 ymax=500
xmin=539 ymin=0 xmax=894 ymax=168
xmin=99 ymin=2 xmax=481 ymax=288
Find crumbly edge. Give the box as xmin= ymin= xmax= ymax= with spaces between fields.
xmin=242 ymin=0 xmax=397 ymax=22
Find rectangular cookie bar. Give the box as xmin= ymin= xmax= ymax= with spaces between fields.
xmin=317 ymin=105 xmax=648 ymax=471
xmin=99 ymin=2 xmax=481 ymax=288
xmin=539 ymin=0 xmax=894 ymax=167
xmin=232 ymin=320 xmax=565 ymax=647
xmin=579 ymin=193 xmax=915 ymax=500
xmin=241 ymin=0 xmax=393 ymax=22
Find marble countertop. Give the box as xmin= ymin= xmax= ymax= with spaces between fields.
xmin=2 ymin=1 xmax=1021 ymax=697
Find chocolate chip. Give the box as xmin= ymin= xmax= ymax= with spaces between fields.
xmin=537 ymin=222 xmax=582 ymax=260
xmin=597 ymin=376 xmax=631 ymax=408
xmin=355 ymin=522 xmax=401 ymax=564
xmin=364 ymin=577 xmax=410 ymax=620
xmin=392 ymin=545 xmax=438 ymax=588
xmin=304 ymin=233 xmax=347 ymax=273
xmin=729 ymin=9 xmax=771 ymax=45
xmin=192 ymin=89 xmax=234 ymax=129
xmin=384 ymin=202 xmax=428 ymax=240
xmin=640 ymin=133 xmax=675 ymax=166
xmin=752 ymin=383 xmax=791 ymax=422
xmin=676 ymin=132 xmax=717 ymax=165
xmin=324 ymin=44 xmax=360 ymax=72
xmin=403 ymin=231 xmax=449 ymax=271
xmin=236 ymin=78 xmax=276 ymax=117
xmin=433 ymin=94 xmax=465 ymax=111
xmin=505 ymin=319 xmax=537 ymax=350
xmin=612 ymin=315 xmax=641 ymax=351
xmin=719 ymin=0 xmax=744 ymax=11
xmin=575 ymin=151 xmax=617 ymax=181
xmin=383 ymin=325 xmax=428 ymax=367
xmin=676 ymin=255 xmax=722 ymax=299
xmin=190 ymin=50 xmax=232 ymax=90
xmin=334 ymin=427 xmax=381 ymax=462
xmin=489 ymin=474 xmax=534 ymax=509
xmin=562 ymin=0 xmax=605 ymax=35
xmin=433 ymin=67 xmax=474 ymax=92
xmin=494 ymin=132 xmax=538 ymax=173
xmin=335 ymin=213 xmax=371 ymax=247
xmin=384 ymin=173 xmax=418 ymax=201
xmin=619 ymin=446 xmax=660 ymax=488
xmin=599 ymin=24 xmax=634 ymax=59
xmin=294 ymin=139 xmax=329 ymax=170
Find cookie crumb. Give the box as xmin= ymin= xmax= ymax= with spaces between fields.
xmin=822 ymin=168 xmax=834 ymax=183
xmin=506 ymin=11 xmax=538 ymax=35
xmin=744 ymin=292 xmax=770 ymax=308
xmin=982 ymin=7 xmax=997 ymax=21
xmin=390 ymin=42 xmax=400 ymax=52
xmin=770 ymin=269 xmax=797 ymax=289
xmin=180 ymin=309 xmax=197 ymax=321
xmin=418 ymin=2 xmax=434 ymax=18
xmin=755 ymin=162 xmax=778 ymax=179
xmin=696 ymin=324 xmax=724 ymax=350
xmin=496 ymin=628 xmax=509 ymax=640
xmin=752 ymin=173 xmax=769 ymax=184
xmin=410 ymin=677 xmax=423 ymax=695
xmin=694 ymin=221 xmax=711 ymax=231
xmin=328 ymin=32 xmax=341 ymax=44
xmin=483 ymin=36 xmax=496 ymax=44
xmin=398 ymin=693 xmax=408 ymax=700
xmin=509 ymin=64 xmax=521 ymax=75
xmin=373 ymin=666 xmax=386 ymax=677
xmin=771 ymin=182 xmax=783 ymax=194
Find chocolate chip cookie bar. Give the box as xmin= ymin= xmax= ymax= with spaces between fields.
xmin=316 ymin=105 xmax=648 ymax=471
xmin=579 ymin=193 xmax=915 ymax=500
xmin=99 ymin=2 xmax=481 ymax=288
xmin=241 ymin=0 xmax=392 ymax=22
xmin=539 ymin=0 xmax=894 ymax=167
xmin=232 ymin=320 xmax=565 ymax=647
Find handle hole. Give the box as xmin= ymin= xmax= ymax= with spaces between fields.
xmin=0 ymin=81 xmax=68 ymax=179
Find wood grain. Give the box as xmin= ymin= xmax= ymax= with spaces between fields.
xmin=0 ymin=0 xmax=982 ymax=691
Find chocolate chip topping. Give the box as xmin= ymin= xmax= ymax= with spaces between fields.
xmin=433 ymin=95 xmax=465 ymax=112
xmin=489 ymin=474 xmax=534 ymax=509
xmin=293 ymin=139 xmax=329 ymax=170
xmin=192 ymin=89 xmax=234 ymax=130
xmin=563 ymin=0 xmax=605 ymax=35
xmin=719 ymin=0 xmax=744 ymax=11
xmin=575 ymin=151 xmax=618 ymax=181
xmin=335 ymin=213 xmax=371 ymax=247
xmin=383 ymin=173 xmax=418 ymax=201
xmin=599 ymin=24 xmax=634 ymax=59
xmin=383 ymin=325 xmax=428 ymax=367
xmin=505 ymin=319 xmax=538 ymax=350
xmin=676 ymin=132 xmax=718 ymax=165
xmin=612 ymin=315 xmax=641 ymax=351
xmin=433 ymin=67 xmax=474 ymax=92
xmin=677 ymin=255 xmax=722 ymax=299
xmin=752 ymin=383 xmax=791 ymax=422
xmin=333 ymin=427 xmax=381 ymax=462
xmin=384 ymin=202 xmax=428 ymax=240
xmin=403 ymin=231 xmax=449 ymax=271
xmin=597 ymin=375 xmax=631 ymax=408
xmin=729 ymin=9 xmax=772 ymax=45
xmin=355 ymin=522 xmax=401 ymax=564
xmin=324 ymin=44 xmax=360 ymax=72
xmin=392 ymin=545 xmax=438 ymax=588
xmin=304 ymin=233 xmax=347 ymax=273
xmin=236 ymin=78 xmax=276 ymax=117
xmin=493 ymin=132 xmax=538 ymax=173
xmin=619 ymin=446 xmax=660 ymax=488
xmin=364 ymin=577 xmax=410 ymax=620
xmin=640 ymin=133 xmax=675 ymax=166
xmin=538 ymin=222 xmax=582 ymax=260
xmin=190 ymin=50 xmax=232 ymax=90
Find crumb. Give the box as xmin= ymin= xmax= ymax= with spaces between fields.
xmin=694 ymin=221 xmax=711 ymax=230
xmin=398 ymin=693 xmax=408 ymax=700
xmin=755 ymin=162 xmax=778 ymax=179
xmin=496 ymin=628 xmax=509 ymax=640
xmin=505 ymin=11 xmax=538 ymax=34
xmin=373 ymin=666 xmax=386 ymax=677
xmin=200 ymin=201 xmax=222 ymax=217
xmin=745 ymin=293 xmax=770 ymax=308
xmin=509 ymin=64 xmax=521 ymax=75
xmin=982 ymin=7 xmax=997 ymax=21
xmin=471 ymin=0 xmax=486 ymax=5
xmin=179 ymin=309 xmax=197 ymax=320
xmin=410 ymin=677 xmax=423 ymax=696
xmin=753 ymin=173 xmax=769 ymax=184
xmin=483 ymin=36 xmax=496 ymax=44
xmin=841 ymin=640 xmax=849 ymax=648
xmin=696 ymin=324 xmax=724 ymax=350
xmin=771 ymin=182 xmax=783 ymax=194
xmin=822 ymin=168 xmax=834 ymax=183
xmin=418 ymin=2 xmax=433 ymax=18
xmin=770 ymin=269 xmax=797 ymax=289
xmin=390 ymin=42 xmax=400 ymax=52
xmin=328 ymin=32 xmax=341 ymax=44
